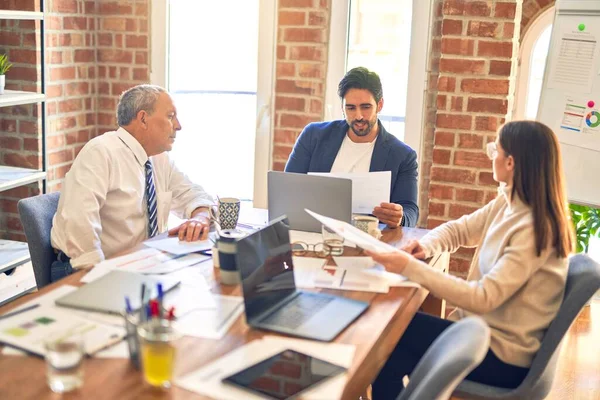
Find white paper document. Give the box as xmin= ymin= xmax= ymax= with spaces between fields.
xmin=547 ymin=18 xmax=599 ymax=93
xmin=174 ymin=295 xmax=244 ymax=340
xmin=1 ymin=286 xmax=129 ymax=358
xmin=313 ymin=265 xmax=389 ymax=293
xmin=81 ymin=248 xmax=211 ymax=283
xmin=175 ymin=336 xmax=355 ymax=400
xmin=160 ymin=268 xmax=217 ymax=316
xmin=310 ymin=171 xmax=391 ymax=214
xmin=0 ymin=305 xmax=125 ymax=357
xmin=306 ymin=209 xmax=399 ymax=253
xmin=144 ymin=236 xmax=213 ymax=255
xmin=292 ymin=256 xmax=327 ymax=288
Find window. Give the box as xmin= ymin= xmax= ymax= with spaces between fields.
xmin=151 ymin=0 xmax=276 ymax=206
xmin=326 ymin=0 xmax=432 ymax=155
xmin=515 ymin=7 xmax=554 ymax=120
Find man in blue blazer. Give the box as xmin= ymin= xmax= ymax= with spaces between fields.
xmin=285 ymin=67 xmax=419 ymax=227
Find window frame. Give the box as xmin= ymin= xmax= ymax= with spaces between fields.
xmin=514 ymin=6 xmax=555 ymax=120
xmin=150 ymin=0 xmax=276 ymax=207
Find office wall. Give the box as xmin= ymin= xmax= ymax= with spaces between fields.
xmin=425 ymin=0 xmax=523 ymax=276
xmin=271 ymin=0 xmax=332 ymax=171
xmin=0 ymin=0 xmax=150 ymax=240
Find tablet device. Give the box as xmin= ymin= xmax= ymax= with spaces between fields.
xmin=222 ymin=349 xmax=346 ymax=400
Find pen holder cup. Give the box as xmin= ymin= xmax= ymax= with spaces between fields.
xmin=122 ymin=311 xmax=141 ymax=370
xmin=137 ymin=319 xmax=181 ymax=389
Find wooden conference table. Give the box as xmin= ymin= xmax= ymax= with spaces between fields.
xmin=0 ymin=215 xmax=449 ymax=399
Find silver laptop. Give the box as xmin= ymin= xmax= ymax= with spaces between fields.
xmin=55 ymin=270 xmax=180 ymax=315
xmin=268 ymin=171 xmax=352 ymax=232
xmin=235 ymin=216 xmax=368 ymax=342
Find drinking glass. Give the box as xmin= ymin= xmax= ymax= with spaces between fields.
xmin=44 ymin=333 xmax=84 ymax=393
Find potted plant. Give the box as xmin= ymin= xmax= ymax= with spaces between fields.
xmin=569 ymin=204 xmax=600 ymax=255
xmin=0 ymin=54 xmax=13 ymax=95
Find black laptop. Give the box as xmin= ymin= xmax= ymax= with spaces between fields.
xmin=235 ymin=216 xmax=368 ymax=341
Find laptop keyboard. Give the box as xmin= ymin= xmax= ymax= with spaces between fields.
xmin=261 ymin=293 xmax=334 ymax=329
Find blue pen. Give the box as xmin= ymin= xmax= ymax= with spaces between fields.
xmin=125 ymin=296 xmax=132 ymax=315
xmin=157 ymin=283 xmax=164 ymax=319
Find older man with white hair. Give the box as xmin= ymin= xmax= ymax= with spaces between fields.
xmin=50 ymin=84 xmax=213 ymax=281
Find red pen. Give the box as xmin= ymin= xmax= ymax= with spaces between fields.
xmin=167 ymin=306 xmax=175 ymax=321
xmin=150 ymin=299 xmax=160 ymax=319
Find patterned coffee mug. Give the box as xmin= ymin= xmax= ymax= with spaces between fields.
xmin=211 ymin=197 xmax=240 ymax=230
xmin=352 ymin=215 xmax=379 ymax=237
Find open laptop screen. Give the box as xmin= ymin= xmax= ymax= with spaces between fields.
xmin=236 ymin=217 xmax=296 ymax=320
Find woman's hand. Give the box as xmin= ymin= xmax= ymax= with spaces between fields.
xmin=401 ymin=240 xmax=426 ymax=259
xmin=365 ymin=249 xmax=411 ymax=275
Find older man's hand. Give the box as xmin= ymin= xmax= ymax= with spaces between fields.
xmin=168 ymin=215 xmax=211 ymax=242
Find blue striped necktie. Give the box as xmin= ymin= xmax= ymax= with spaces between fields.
xmin=145 ymin=160 xmax=158 ymax=238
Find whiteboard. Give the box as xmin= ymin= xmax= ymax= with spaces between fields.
xmin=537 ymin=0 xmax=600 ymax=207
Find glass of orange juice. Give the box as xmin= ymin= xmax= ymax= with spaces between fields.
xmin=137 ymin=319 xmax=180 ymax=388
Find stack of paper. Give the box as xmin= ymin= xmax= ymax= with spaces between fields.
xmin=82 ymin=248 xmax=211 ymax=283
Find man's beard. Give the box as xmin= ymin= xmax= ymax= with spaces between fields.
xmin=350 ymin=118 xmax=376 ymax=137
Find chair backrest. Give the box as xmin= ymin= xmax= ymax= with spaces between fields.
xmin=17 ymin=192 xmax=60 ymax=290
xmin=397 ymin=316 xmax=491 ymax=400
xmin=515 ymin=253 xmax=600 ymax=397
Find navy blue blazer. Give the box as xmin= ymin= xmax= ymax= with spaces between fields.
xmin=284 ymin=120 xmax=419 ymax=227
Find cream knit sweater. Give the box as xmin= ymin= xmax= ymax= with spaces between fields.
xmin=404 ymin=186 xmax=568 ymax=367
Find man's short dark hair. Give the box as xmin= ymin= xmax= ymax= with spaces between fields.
xmin=337 ymin=67 xmax=383 ymax=103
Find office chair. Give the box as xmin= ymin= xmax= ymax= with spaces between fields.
xmin=17 ymin=192 xmax=60 ymax=290
xmin=397 ymin=316 xmax=490 ymax=400
xmin=454 ymin=254 xmax=600 ymax=400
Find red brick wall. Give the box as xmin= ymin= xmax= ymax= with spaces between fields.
xmin=521 ymin=0 xmax=554 ymax=40
xmin=426 ymin=0 xmax=523 ymax=276
xmin=271 ymin=0 xmax=331 ymax=171
xmin=0 ymin=0 xmax=42 ymax=240
xmin=418 ymin=0 xmax=444 ymax=227
xmin=0 ymin=0 xmax=150 ymax=240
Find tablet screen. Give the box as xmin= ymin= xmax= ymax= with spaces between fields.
xmin=223 ymin=349 xmax=346 ymax=400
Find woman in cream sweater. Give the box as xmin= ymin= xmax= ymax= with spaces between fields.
xmin=368 ymin=121 xmax=575 ymax=398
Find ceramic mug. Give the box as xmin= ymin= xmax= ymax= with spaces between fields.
xmin=210 ymin=197 xmax=241 ymax=230
xmin=352 ymin=215 xmax=380 ymax=238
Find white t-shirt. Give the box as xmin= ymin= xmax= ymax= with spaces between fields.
xmin=330 ymin=134 xmax=376 ymax=173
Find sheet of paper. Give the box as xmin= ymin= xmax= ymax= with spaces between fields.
xmin=144 ymin=236 xmax=212 ymax=255
xmin=174 ymin=295 xmax=244 ymax=340
xmin=175 ymin=336 xmax=355 ymax=400
xmin=2 ymin=338 xmax=129 ymax=359
xmin=292 ymin=256 xmax=327 ymax=288
xmin=306 ymin=209 xmax=399 ymax=253
xmin=547 ymin=18 xmax=599 ymax=93
xmin=555 ymin=94 xmax=600 ymax=152
xmin=1 ymin=285 xmax=129 ymax=358
xmin=81 ymin=248 xmax=210 ymax=283
xmin=160 ymin=268 xmax=217 ymax=316
xmin=333 ymin=256 xmax=375 ymax=270
xmin=309 ymin=171 xmax=391 ymax=214
xmin=0 ymin=305 xmax=125 ymax=357
xmin=314 ymin=266 xmax=389 ymax=293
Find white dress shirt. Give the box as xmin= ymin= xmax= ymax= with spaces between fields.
xmin=330 ymin=134 xmax=376 ymax=173
xmin=51 ymin=127 xmax=214 ymax=268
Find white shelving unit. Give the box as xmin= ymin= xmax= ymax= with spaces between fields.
xmin=0 ymin=10 xmax=43 ymax=20
xmin=0 ymin=89 xmax=45 ymax=108
xmin=0 ymin=3 xmax=46 ymax=303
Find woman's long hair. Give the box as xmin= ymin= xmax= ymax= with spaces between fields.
xmin=498 ymin=121 xmax=574 ymax=257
